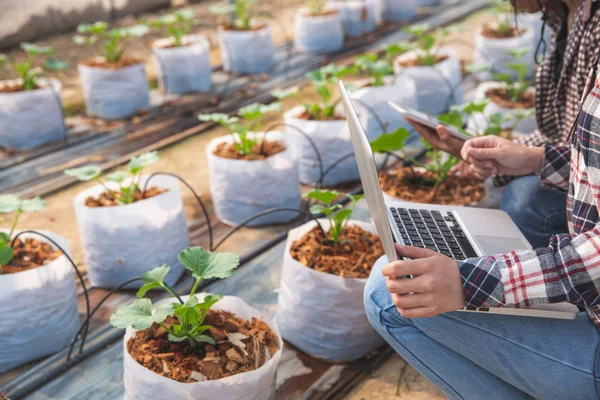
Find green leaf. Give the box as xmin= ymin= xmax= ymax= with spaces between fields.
xmin=209 ymin=4 xmax=236 ymax=14
xmin=347 ymin=193 xmax=365 ymax=204
xmin=271 ymin=86 xmax=298 ymax=100
xmin=333 ymin=208 xmax=352 ymax=226
xmin=305 ymin=188 xmax=339 ymax=206
xmin=0 ymin=195 xmax=22 ymax=213
xmin=19 ymin=197 xmax=46 ymax=213
xmin=167 ymin=334 xmax=188 ymax=342
xmin=77 ymin=21 xmax=108 ymax=34
xmin=192 ymin=335 xmax=216 ymax=345
xmin=125 ymin=24 xmax=151 ymax=37
xmin=128 ymin=151 xmax=160 ymax=172
xmin=64 ymin=165 xmax=102 ymax=181
xmin=175 ymin=8 xmax=197 ymax=20
xmin=20 ymin=42 xmax=54 ymax=55
xmin=198 ymin=113 xmax=239 ymax=125
xmin=369 ymin=128 xmax=410 ymax=153
xmin=508 ymin=48 xmax=529 ymax=60
xmin=110 ymin=299 xmax=173 ymax=330
xmin=309 ymin=204 xmax=329 ymax=216
xmin=384 ymin=41 xmax=413 ymax=60
xmin=0 ymin=246 xmax=14 ymax=265
xmin=44 ymin=58 xmax=69 ymax=71
xmin=106 ymin=170 xmax=129 ymax=184
xmin=437 ymin=111 xmax=464 ymax=130
xmin=0 ymin=54 xmax=7 ymax=67
xmin=137 ymin=264 xmax=171 ymax=298
xmin=196 ymin=294 xmax=223 ymax=313
xmin=178 ymin=247 xmax=240 ymax=280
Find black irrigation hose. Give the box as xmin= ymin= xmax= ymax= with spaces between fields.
xmin=349 ymin=98 xmax=388 ymax=135
xmin=212 ymin=207 xmax=326 ymax=251
xmin=66 ymin=277 xmax=141 ymax=361
xmin=38 ymin=76 xmax=69 ymax=145
xmin=10 ymin=230 xmax=90 ymax=356
xmin=142 ymin=172 xmax=214 ymax=252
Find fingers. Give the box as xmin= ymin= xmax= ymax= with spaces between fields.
xmin=405 ymin=118 xmax=437 ymax=139
xmin=382 ymin=258 xmax=429 ymax=278
xmin=390 ymin=293 xmax=433 ymax=309
xmin=395 ymin=244 xmax=438 ymax=259
xmin=468 ymin=163 xmax=496 ymax=180
xmin=397 ymin=306 xmax=439 ymax=319
xmin=386 ymin=275 xmax=431 ymax=294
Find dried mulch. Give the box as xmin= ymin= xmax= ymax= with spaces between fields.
xmin=379 ymin=166 xmax=484 ymax=206
xmin=79 ymin=55 xmax=144 ymax=70
xmin=127 ymin=311 xmax=280 ymax=383
xmin=481 ymin=25 xmax=524 ymax=39
xmin=2 ymin=237 xmax=63 ymax=274
xmin=295 ymin=109 xmax=345 ymax=121
xmin=84 ymin=186 xmax=167 ymax=207
xmin=219 ymin=23 xmax=267 ymax=32
xmin=486 ymin=87 xmax=535 ymax=109
xmin=290 ymin=225 xmax=384 ymax=279
xmin=212 ymin=140 xmax=286 ymax=160
xmin=397 ymin=55 xmax=449 ymax=68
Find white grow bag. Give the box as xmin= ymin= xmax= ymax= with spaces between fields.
xmin=415 ymin=0 xmax=440 ymax=7
xmin=467 ymin=81 xmax=537 ymax=136
xmin=284 ymin=105 xmax=372 ymax=186
xmin=218 ymin=25 xmax=275 ymax=74
xmin=0 ymin=230 xmax=79 ymax=372
xmin=328 ymin=1 xmax=376 ymax=37
xmin=379 ymin=0 xmax=417 ymax=22
xmin=152 ymin=34 xmax=211 ymax=94
xmin=78 ymin=60 xmax=150 ymax=120
xmin=124 ymin=294 xmax=283 ymax=400
xmin=73 ymin=174 xmax=189 ymax=289
xmin=276 ymin=219 xmax=386 ymax=362
xmin=350 ymin=76 xmax=418 ymax=138
xmin=394 ymin=47 xmax=463 ymax=115
xmin=294 ymin=10 xmax=344 ymax=53
xmin=0 ymin=78 xmax=64 ymax=150
xmin=505 ymin=12 xmax=551 ymax=55
xmin=474 ymin=24 xmax=536 ymax=79
xmin=206 ymin=131 xmax=301 ymax=226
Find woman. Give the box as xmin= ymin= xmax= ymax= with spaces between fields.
xmin=412 ymin=0 xmax=600 ymax=248
xmin=364 ymin=54 xmax=600 ymax=399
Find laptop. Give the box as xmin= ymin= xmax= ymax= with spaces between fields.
xmin=338 ymin=80 xmax=579 ymax=320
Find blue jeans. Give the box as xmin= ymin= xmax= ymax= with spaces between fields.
xmin=501 ymin=175 xmax=568 ymax=249
xmin=364 ymin=261 xmax=600 ymax=400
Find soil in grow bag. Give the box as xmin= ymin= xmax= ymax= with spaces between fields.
xmin=213 ymin=140 xmax=286 ymax=160
xmin=296 ymin=109 xmax=346 ymax=121
xmin=84 ymin=186 xmax=167 ymax=207
xmin=79 ymin=55 xmax=144 ymax=70
xmin=485 ymin=87 xmax=535 ymax=109
xmin=380 ymin=166 xmax=484 ymax=205
xmin=480 ymin=25 xmax=524 ymax=39
xmin=127 ymin=310 xmax=280 ymax=382
xmin=1 ymin=237 xmax=62 ymax=274
xmin=220 ymin=23 xmax=268 ymax=32
xmin=289 ymin=225 xmax=384 ymax=278
xmin=397 ymin=55 xmax=449 ymax=68
xmin=0 ymin=81 xmax=42 ymax=93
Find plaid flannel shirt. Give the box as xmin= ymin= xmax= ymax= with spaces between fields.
xmin=493 ymin=0 xmax=600 ymax=186
xmin=459 ymin=59 xmax=600 ymax=328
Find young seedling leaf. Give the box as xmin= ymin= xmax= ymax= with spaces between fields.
xmin=20 ymin=42 xmax=54 ymax=55
xmin=333 ymin=208 xmax=353 ymax=226
xmin=198 ymin=113 xmax=239 ymax=125
xmin=438 ymin=111 xmax=464 ymax=129
xmin=270 ymin=86 xmax=298 ymax=100
xmin=125 ymin=24 xmax=151 ymax=37
xmin=106 ymin=170 xmax=129 ymax=183
xmin=0 ymin=195 xmax=22 ymax=213
xmin=19 ymin=197 xmax=46 ymax=213
xmin=64 ymin=165 xmax=102 ymax=181
xmin=137 ymin=264 xmax=171 ymax=298
xmin=110 ymin=299 xmax=173 ymax=330
xmin=0 ymin=245 xmax=13 ymax=265
xmin=305 ymin=189 xmax=339 ymax=206
xmin=178 ymin=247 xmax=240 ymax=280
xmin=44 ymin=58 xmax=70 ymax=71
xmin=128 ymin=151 xmax=160 ymax=172
xmin=369 ymin=128 xmax=410 ymax=153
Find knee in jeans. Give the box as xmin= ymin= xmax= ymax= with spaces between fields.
xmin=501 ymin=178 xmax=535 ymax=222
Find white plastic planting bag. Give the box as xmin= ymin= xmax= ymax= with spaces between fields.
xmin=0 ymin=78 xmax=64 ymax=150
xmin=276 ymin=219 xmax=386 ymax=362
xmin=0 ymin=230 xmax=78 ymax=372
xmin=474 ymin=25 xmax=536 ymax=79
xmin=123 ymin=294 xmax=283 ymax=400
xmin=152 ymin=34 xmax=211 ymax=94
xmin=467 ymin=81 xmax=537 ymax=136
xmin=218 ymin=26 xmax=275 ymax=74
xmin=73 ymin=174 xmax=189 ymax=289
xmin=78 ymin=61 xmax=150 ymax=120
xmin=206 ymin=131 xmax=301 ymax=226
xmin=350 ymin=76 xmax=418 ymax=138
xmin=284 ymin=105 xmax=372 ymax=186
xmin=379 ymin=0 xmax=417 ymax=22
xmin=327 ymin=1 xmax=376 ymax=37
xmin=415 ymin=0 xmax=440 ymax=7
xmin=394 ymin=47 xmax=463 ymax=115
xmin=294 ymin=10 xmax=344 ymax=53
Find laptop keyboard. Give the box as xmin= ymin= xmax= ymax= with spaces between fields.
xmin=390 ymin=207 xmax=477 ymax=259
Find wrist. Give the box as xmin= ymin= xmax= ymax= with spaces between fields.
xmin=529 ymin=146 xmax=545 ymax=174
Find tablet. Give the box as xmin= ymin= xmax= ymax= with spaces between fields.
xmin=388 ymin=101 xmax=472 ymax=142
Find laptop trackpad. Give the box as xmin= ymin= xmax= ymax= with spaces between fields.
xmin=475 ymin=235 xmax=530 ymax=255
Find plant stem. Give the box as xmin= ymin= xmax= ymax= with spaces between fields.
xmin=95 ymin=177 xmax=118 ymax=200
xmin=8 ymin=210 xmax=22 ymax=240
xmin=158 ymin=322 xmax=178 ymax=336
xmin=189 ymin=278 xmax=203 ymax=297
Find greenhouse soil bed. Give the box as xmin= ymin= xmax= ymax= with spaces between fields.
xmin=2 ymin=237 xmax=62 ymax=273
xmin=480 ymin=25 xmax=522 ymax=39
xmin=485 ymin=87 xmax=535 ymax=109
xmin=380 ymin=166 xmax=484 ymax=205
xmin=84 ymin=186 xmax=167 ymax=207
xmin=213 ymin=140 xmax=286 ymax=160
xmin=127 ymin=310 xmax=280 ymax=383
xmin=79 ymin=56 xmax=144 ymax=70
xmin=397 ymin=54 xmax=448 ymax=68
xmin=289 ymin=225 xmax=384 ymax=279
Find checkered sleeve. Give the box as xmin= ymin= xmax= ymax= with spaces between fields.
xmin=457 ymin=230 xmax=600 ymax=310
xmin=539 ymin=145 xmax=571 ymax=191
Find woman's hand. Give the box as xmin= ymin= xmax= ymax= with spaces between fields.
xmin=406 ymin=118 xmax=465 ymax=158
xmin=461 ymin=136 xmax=545 ymax=180
xmin=450 ymin=160 xmax=484 ymax=181
xmin=382 ymin=244 xmax=465 ymax=318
